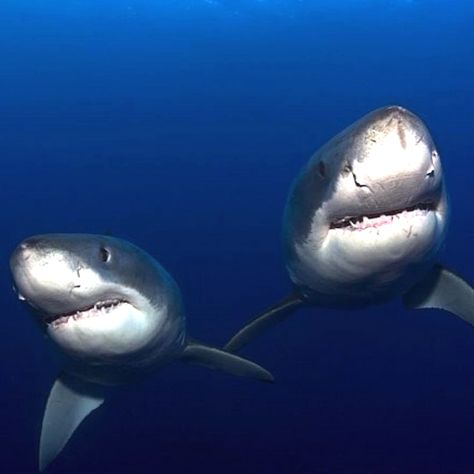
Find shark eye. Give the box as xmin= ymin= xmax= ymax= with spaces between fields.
xmin=99 ymin=247 xmax=111 ymax=263
xmin=318 ymin=161 xmax=326 ymax=178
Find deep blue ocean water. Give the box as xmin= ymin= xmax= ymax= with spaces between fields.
xmin=1 ymin=1 xmax=474 ymax=472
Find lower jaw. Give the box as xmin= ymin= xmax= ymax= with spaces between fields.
xmin=302 ymin=236 xmax=440 ymax=303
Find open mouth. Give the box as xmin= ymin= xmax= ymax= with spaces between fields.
xmin=330 ymin=202 xmax=435 ymax=230
xmin=44 ymin=299 xmax=128 ymax=327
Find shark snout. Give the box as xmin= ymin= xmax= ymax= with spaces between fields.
xmin=10 ymin=238 xmax=44 ymax=277
xmin=373 ymin=105 xmax=416 ymax=125
xmin=10 ymin=236 xmax=86 ymax=312
xmin=10 ymin=241 xmax=30 ymax=271
xmin=20 ymin=236 xmax=43 ymax=248
xmin=353 ymin=106 xmax=437 ymax=190
xmin=11 ymin=236 xmax=48 ymax=264
xmin=368 ymin=105 xmax=428 ymax=148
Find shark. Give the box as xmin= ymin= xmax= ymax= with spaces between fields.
xmin=10 ymin=233 xmax=273 ymax=471
xmin=225 ymin=105 xmax=474 ymax=353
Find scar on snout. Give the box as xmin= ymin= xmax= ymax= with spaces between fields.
xmin=397 ymin=122 xmax=407 ymax=149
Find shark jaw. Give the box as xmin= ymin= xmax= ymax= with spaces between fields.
xmin=43 ymin=299 xmax=130 ymax=328
xmin=322 ymin=199 xmax=442 ymax=259
xmin=289 ymin=190 xmax=447 ymax=304
xmin=329 ymin=202 xmax=436 ymax=231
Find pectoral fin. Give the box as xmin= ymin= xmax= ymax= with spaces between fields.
xmin=182 ymin=342 xmax=274 ymax=382
xmin=403 ymin=264 xmax=474 ymax=326
xmin=40 ymin=372 xmax=105 ymax=472
xmin=224 ymin=291 xmax=304 ymax=353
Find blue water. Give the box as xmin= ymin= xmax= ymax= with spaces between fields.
xmin=2 ymin=1 xmax=474 ymax=472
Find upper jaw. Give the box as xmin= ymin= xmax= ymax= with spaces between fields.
xmin=15 ymin=288 xmax=132 ymax=327
xmin=329 ymin=201 xmax=436 ymax=230
xmin=327 ymin=179 xmax=443 ymax=231
xmin=43 ymin=298 xmax=130 ymax=326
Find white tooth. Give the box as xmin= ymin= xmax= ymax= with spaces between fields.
xmin=350 ymin=221 xmax=356 ymax=228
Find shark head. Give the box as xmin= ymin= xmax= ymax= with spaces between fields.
xmin=284 ymin=106 xmax=448 ymax=304
xmin=10 ymin=234 xmax=185 ymax=370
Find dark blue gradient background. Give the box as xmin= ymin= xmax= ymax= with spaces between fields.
xmin=1 ymin=1 xmax=474 ymax=472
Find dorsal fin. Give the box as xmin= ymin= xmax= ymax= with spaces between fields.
xmin=224 ymin=291 xmax=304 ymax=353
xmin=39 ymin=372 xmax=106 ymax=472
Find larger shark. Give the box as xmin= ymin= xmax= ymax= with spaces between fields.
xmin=225 ymin=105 xmax=474 ymax=352
xmin=10 ymin=234 xmax=273 ymax=471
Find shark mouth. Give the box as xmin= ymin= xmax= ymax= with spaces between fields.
xmin=44 ymin=299 xmax=128 ymax=327
xmin=330 ymin=202 xmax=435 ymax=230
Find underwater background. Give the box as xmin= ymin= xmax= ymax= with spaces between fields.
xmin=1 ymin=1 xmax=474 ymax=472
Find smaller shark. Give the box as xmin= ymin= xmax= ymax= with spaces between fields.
xmin=10 ymin=234 xmax=273 ymax=471
xmin=225 ymin=106 xmax=474 ymax=353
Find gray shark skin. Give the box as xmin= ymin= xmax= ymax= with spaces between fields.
xmin=10 ymin=234 xmax=273 ymax=471
xmin=225 ymin=106 xmax=474 ymax=352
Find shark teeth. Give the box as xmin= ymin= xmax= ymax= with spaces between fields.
xmin=330 ymin=202 xmax=435 ymax=230
xmin=44 ymin=299 xmax=127 ymax=326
